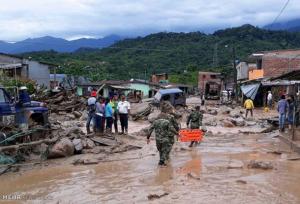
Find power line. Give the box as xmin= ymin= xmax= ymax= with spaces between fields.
xmin=269 ymin=0 xmax=290 ymax=29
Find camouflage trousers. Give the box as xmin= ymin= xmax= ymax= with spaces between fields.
xmin=156 ymin=140 xmax=173 ymax=163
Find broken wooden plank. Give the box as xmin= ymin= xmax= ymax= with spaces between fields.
xmin=90 ymin=137 xmax=117 ymax=146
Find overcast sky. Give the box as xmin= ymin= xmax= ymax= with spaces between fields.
xmin=0 ymin=0 xmax=300 ymax=41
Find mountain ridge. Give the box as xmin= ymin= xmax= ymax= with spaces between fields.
xmin=0 ymin=35 xmax=123 ymax=53
xmin=264 ymin=18 xmax=300 ymax=32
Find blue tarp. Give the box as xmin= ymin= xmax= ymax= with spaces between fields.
xmin=241 ymin=83 xmax=260 ymax=100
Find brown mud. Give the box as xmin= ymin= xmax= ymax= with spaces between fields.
xmin=1 ymin=130 xmax=300 ymax=204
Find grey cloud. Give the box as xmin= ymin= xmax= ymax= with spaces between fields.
xmin=0 ymin=0 xmax=300 ymax=41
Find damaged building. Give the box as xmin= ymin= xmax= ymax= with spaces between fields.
xmin=239 ymin=49 xmax=300 ymax=106
xmin=0 ymin=53 xmax=56 ymax=88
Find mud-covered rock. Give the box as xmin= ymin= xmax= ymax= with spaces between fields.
xmin=245 ymin=121 xmax=257 ymax=126
xmin=48 ymin=138 xmax=74 ymax=158
xmin=66 ymin=114 xmax=76 ymax=120
xmin=207 ymin=109 xmax=218 ymax=115
xmin=229 ymin=117 xmax=245 ymax=127
xmin=83 ymin=138 xmax=95 ymax=149
xmin=63 ymin=127 xmax=84 ymax=137
xmin=247 ymin=160 xmax=274 ymax=170
xmin=73 ymin=111 xmax=82 ymax=118
xmin=230 ymin=109 xmax=244 ymax=118
xmin=72 ymin=138 xmax=83 ymax=153
xmin=203 ymin=115 xmax=217 ymax=126
xmin=219 ymin=106 xmax=232 ymax=115
xmin=223 ymin=120 xmax=235 ymax=128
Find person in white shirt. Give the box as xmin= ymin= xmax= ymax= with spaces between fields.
xmin=267 ymin=91 xmax=273 ymax=109
xmin=117 ymin=95 xmax=131 ymax=134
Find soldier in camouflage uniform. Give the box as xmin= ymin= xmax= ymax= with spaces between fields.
xmin=147 ymin=118 xmax=178 ymax=166
xmin=159 ymin=101 xmax=179 ymax=130
xmin=147 ymin=102 xmax=179 ymax=166
xmin=186 ymin=106 xmax=203 ymax=147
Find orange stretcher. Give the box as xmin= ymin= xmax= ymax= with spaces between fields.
xmin=178 ymin=129 xmax=204 ymax=142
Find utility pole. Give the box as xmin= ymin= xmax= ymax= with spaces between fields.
xmin=232 ymin=45 xmax=238 ymax=102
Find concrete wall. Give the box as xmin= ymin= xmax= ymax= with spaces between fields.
xmin=0 ymin=54 xmax=27 ymax=79
xmin=28 ymin=61 xmax=50 ymax=88
xmin=236 ymin=62 xmax=249 ymax=80
xmin=0 ymin=54 xmax=22 ymax=64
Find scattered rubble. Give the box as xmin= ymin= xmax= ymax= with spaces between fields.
xmin=236 ymin=180 xmax=247 ymax=184
xmin=44 ymin=90 xmax=86 ymax=113
xmin=222 ymin=120 xmax=235 ymax=128
xmin=147 ymin=192 xmax=169 ymax=200
xmin=187 ymin=172 xmax=201 ymax=180
xmin=73 ymin=158 xmax=99 ymax=165
xmin=229 ymin=117 xmax=245 ymax=127
xmin=247 ymin=160 xmax=274 ymax=170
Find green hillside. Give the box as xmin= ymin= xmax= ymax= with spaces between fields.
xmin=21 ymin=24 xmax=300 ymax=85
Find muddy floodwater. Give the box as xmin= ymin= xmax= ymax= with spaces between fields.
xmin=1 ymin=132 xmax=300 ymax=204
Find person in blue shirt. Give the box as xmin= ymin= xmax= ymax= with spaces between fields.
xmin=278 ymin=95 xmax=288 ymax=132
xmin=105 ymin=97 xmax=113 ymax=133
xmin=19 ymin=86 xmax=31 ymax=106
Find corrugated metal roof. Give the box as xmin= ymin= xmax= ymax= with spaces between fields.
xmin=241 ymin=83 xmax=260 ymax=100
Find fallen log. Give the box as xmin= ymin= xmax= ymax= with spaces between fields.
xmin=0 ymin=137 xmax=58 ymax=152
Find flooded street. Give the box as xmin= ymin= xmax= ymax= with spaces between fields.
xmin=1 ymin=130 xmax=300 ymax=204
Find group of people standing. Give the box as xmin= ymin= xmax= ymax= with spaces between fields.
xmin=86 ymin=90 xmax=131 ymax=135
xmin=244 ymin=90 xmax=297 ymax=132
xmin=278 ymin=94 xmax=296 ymax=132
xmin=264 ymin=90 xmax=296 ymax=132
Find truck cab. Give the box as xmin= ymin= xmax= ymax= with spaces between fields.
xmin=0 ymin=87 xmax=49 ymax=127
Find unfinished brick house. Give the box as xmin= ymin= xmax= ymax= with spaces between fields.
xmin=150 ymin=73 xmax=168 ymax=83
xmin=198 ymin=72 xmax=223 ymax=99
xmin=248 ymin=49 xmax=300 ymax=80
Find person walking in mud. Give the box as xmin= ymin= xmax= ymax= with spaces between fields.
xmin=156 ymin=101 xmax=179 ymax=157
xmin=147 ymin=116 xmax=178 ymax=166
xmin=147 ymin=102 xmax=179 ymax=165
xmin=244 ymin=97 xmax=254 ymax=118
xmin=186 ymin=106 xmax=203 ymax=147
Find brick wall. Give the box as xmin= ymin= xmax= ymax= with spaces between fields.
xmin=262 ymin=56 xmax=300 ymax=78
xmin=151 ymin=74 xmax=168 ymax=83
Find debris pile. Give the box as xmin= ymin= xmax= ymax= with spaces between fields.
xmin=247 ymin=160 xmax=274 ymax=170
xmin=131 ymin=102 xmax=153 ymax=121
xmin=44 ymin=90 xmax=86 ymax=113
